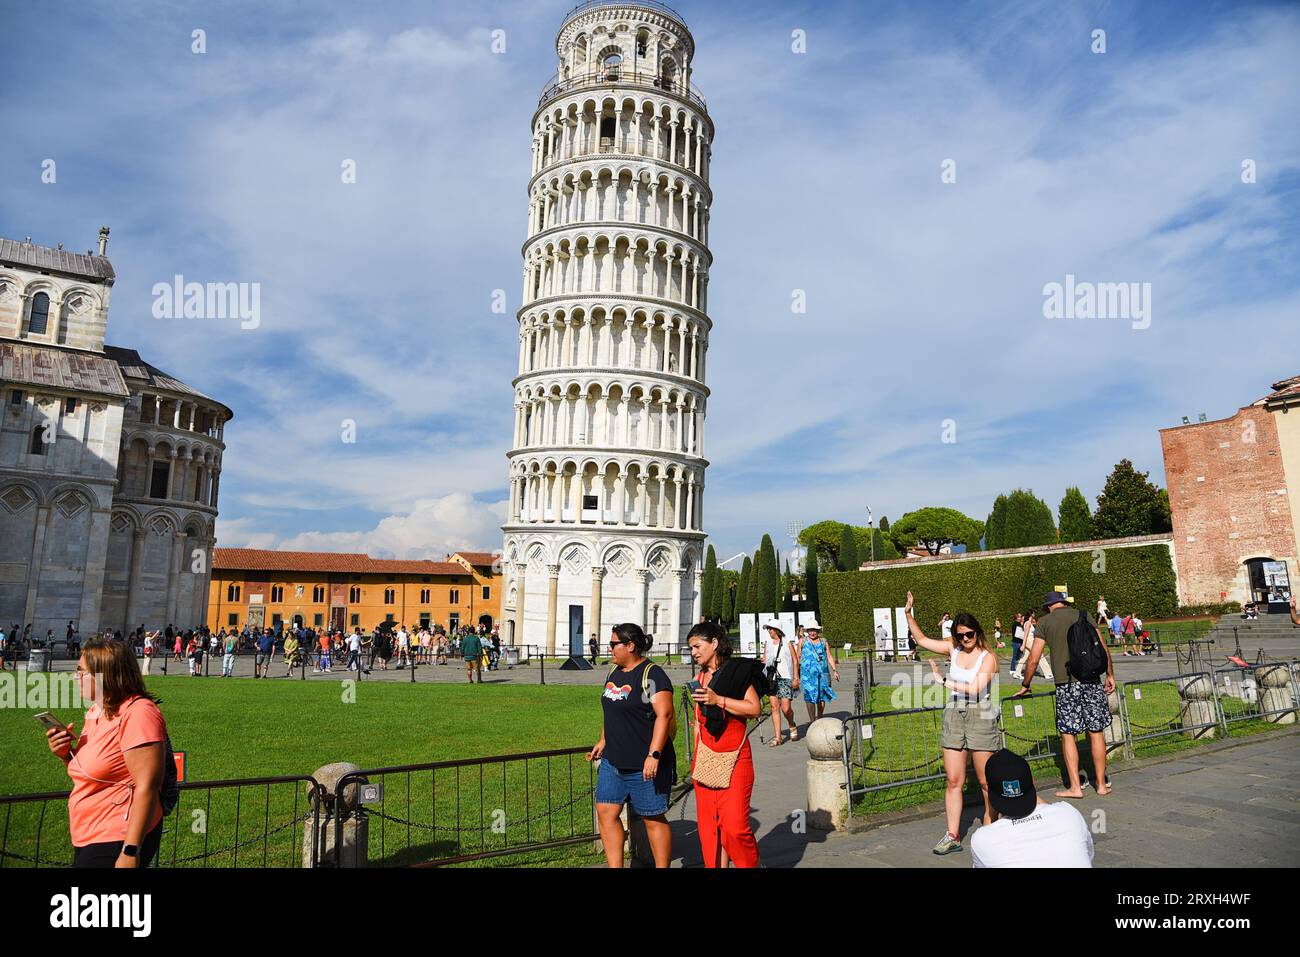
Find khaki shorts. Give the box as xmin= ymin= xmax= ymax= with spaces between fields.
xmin=941 ymin=701 xmax=1001 ymax=752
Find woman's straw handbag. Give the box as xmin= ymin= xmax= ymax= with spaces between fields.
xmin=692 ymin=728 xmax=741 ymax=789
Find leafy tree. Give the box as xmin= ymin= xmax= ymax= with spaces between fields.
xmin=1058 ymin=487 xmax=1094 ymax=543
xmin=1094 ymin=459 xmax=1172 ymax=538
xmin=962 ymin=521 xmax=985 ymax=552
xmin=838 ymin=525 xmax=859 ymax=571
xmin=889 ymin=507 xmax=983 ymax=556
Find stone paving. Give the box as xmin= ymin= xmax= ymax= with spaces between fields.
xmin=669 ymin=716 xmax=1300 ymax=868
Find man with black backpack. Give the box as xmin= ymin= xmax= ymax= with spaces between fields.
xmin=1012 ymin=591 xmax=1114 ymax=800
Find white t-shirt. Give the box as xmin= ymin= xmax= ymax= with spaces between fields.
xmin=764 ymin=636 xmax=795 ymax=680
xmin=396 ymin=629 xmax=408 ymax=648
xmin=941 ymin=618 xmax=953 ymax=639
xmin=348 ymin=633 xmax=361 ymax=652
xmin=970 ymin=802 xmax=1094 ymax=868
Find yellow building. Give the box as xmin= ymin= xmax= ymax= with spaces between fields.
xmin=208 ymin=548 xmax=502 ymax=634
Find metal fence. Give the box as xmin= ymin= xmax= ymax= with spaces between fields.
xmin=1117 ymin=672 xmax=1221 ymax=753
xmin=326 ymin=748 xmax=599 ymax=867
xmin=1213 ymin=661 xmax=1300 ymax=727
xmin=0 ymin=774 xmax=322 ymax=868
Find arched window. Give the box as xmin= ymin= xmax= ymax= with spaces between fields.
xmin=603 ymin=53 xmax=622 ymax=80
xmin=349 ymin=586 xmax=361 ymax=603
xmin=227 ymin=583 xmax=241 ymax=602
xmin=384 ymin=588 xmax=396 ymax=605
xmin=660 ymin=57 xmax=678 ymax=90
xmin=28 ymin=293 xmax=50 ymax=336
xmin=30 ymin=425 xmax=48 ymax=455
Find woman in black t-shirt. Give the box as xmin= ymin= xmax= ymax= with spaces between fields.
xmin=587 ymin=623 xmax=674 ymax=868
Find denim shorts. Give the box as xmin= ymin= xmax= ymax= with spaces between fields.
xmin=595 ymin=758 xmax=670 ymax=816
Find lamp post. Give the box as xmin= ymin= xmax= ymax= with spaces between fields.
xmin=866 ymin=506 xmax=874 ymax=564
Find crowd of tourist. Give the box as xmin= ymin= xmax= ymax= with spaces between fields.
xmin=45 ymin=579 xmax=1267 ymax=870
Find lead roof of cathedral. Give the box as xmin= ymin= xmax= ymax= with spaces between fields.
xmin=0 ymin=238 xmax=115 ymax=283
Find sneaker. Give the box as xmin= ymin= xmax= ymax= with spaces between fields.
xmin=932 ymin=832 xmax=962 ymax=855
xmin=1009 ymin=671 xmax=1022 ymax=680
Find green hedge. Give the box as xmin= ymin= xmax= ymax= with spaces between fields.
xmin=820 ymin=544 xmax=1178 ymax=647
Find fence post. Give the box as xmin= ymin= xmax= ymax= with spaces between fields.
xmin=307 ymin=763 xmax=367 ymax=867
xmin=1177 ymin=673 xmax=1219 ymax=740
xmin=806 ymin=718 xmax=848 ymax=830
xmin=540 ymin=648 xmax=546 ymax=686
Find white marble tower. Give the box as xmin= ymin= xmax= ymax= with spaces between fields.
xmin=502 ymin=1 xmax=714 ymax=655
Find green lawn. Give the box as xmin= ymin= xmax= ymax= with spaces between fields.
xmin=0 ymin=674 xmax=698 ymax=868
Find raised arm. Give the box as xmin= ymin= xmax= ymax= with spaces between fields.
xmin=903 ymin=591 xmax=952 ymax=657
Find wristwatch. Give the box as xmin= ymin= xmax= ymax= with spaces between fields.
xmin=121 ymin=844 xmax=139 ymax=858
xmin=649 ymin=750 xmax=661 ymax=760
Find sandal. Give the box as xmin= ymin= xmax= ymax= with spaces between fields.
xmin=767 ymin=738 xmax=783 ymax=747
xmin=788 ymin=727 xmax=799 ymax=741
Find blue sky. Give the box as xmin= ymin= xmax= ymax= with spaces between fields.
xmin=3 ymin=0 xmax=1298 ymax=563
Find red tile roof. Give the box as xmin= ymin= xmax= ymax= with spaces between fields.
xmin=213 ymin=548 xmax=465 ymax=576
xmin=449 ymin=551 xmax=499 ymax=567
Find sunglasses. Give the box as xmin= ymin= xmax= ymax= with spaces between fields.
xmin=608 ymin=639 xmax=628 ymax=648
xmin=955 ymin=630 xmax=978 ymax=641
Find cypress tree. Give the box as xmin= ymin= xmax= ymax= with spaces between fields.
xmin=838 ymin=524 xmax=859 ymax=570
xmin=804 ymin=546 xmax=820 ymax=612
xmin=701 ymin=546 xmax=717 ymax=619
xmin=737 ymin=557 xmax=752 ymax=616
xmin=985 ymin=494 xmax=1008 ymax=550
xmin=1058 ymin=486 xmax=1094 ymax=543
xmin=757 ymin=535 xmax=779 ymax=618
xmin=746 ymin=549 xmax=761 ymax=614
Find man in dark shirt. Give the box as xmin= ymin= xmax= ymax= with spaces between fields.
xmin=1014 ymin=591 xmax=1114 ymax=799
xmin=254 ymin=629 xmax=276 ymax=679
xmin=461 ymin=629 xmax=484 ymax=683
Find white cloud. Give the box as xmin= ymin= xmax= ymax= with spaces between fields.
xmin=218 ymin=491 xmax=507 ymax=560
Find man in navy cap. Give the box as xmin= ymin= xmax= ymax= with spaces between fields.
xmin=970 ymin=750 xmax=1093 ymax=867
xmin=1014 ymin=591 xmax=1115 ymax=799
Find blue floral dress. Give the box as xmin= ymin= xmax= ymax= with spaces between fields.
xmin=799 ymin=639 xmax=837 ymax=704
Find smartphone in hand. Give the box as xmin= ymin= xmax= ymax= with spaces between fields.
xmin=34 ymin=712 xmax=69 ymax=734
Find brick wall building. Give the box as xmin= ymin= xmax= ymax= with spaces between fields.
xmin=1159 ymin=374 xmax=1300 ymax=607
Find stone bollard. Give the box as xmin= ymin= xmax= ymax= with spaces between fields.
xmin=1102 ymin=689 xmax=1126 ymax=755
xmin=1176 ymin=675 xmax=1218 ymax=740
xmin=1256 ymin=664 xmax=1296 ymax=725
xmin=805 ymin=717 xmax=849 ymax=831
xmin=304 ymin=762 xmax=369 ymax=867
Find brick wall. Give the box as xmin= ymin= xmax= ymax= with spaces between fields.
xmin=1160 ymin=406 xmax=1297 ymax=605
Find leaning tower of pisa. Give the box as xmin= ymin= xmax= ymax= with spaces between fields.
xmin=502 ymin=1 xmax=713 ymax=656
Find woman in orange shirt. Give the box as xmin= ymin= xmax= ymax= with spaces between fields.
xmin=687 ymin=622 xmax=763 ymax=868
xmin=45 ymin=638 xmax=168 ymax=867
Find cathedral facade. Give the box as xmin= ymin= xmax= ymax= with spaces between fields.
xmin=0 ymin=229 xmax=231 ymax=639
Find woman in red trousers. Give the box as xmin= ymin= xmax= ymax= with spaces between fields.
xmin=688 ymin=622 xmax=763 ymax=868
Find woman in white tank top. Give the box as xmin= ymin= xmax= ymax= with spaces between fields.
xmin=904 ymin=591 xmax=1001 ymax=856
